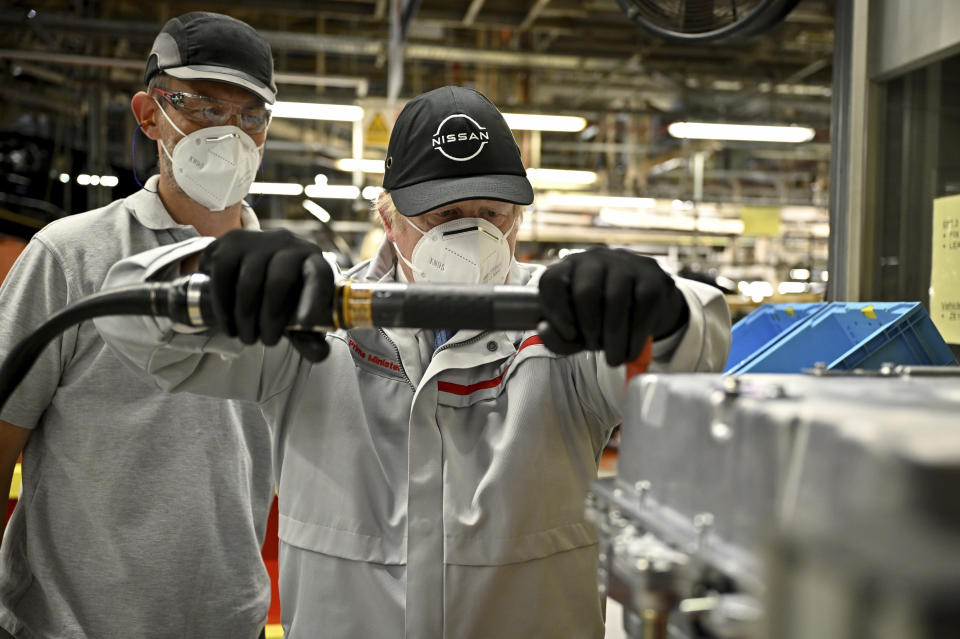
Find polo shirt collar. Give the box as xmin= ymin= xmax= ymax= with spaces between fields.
xmin=124 ymin=175 xmax=261 ymax=232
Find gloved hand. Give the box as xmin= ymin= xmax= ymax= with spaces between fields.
xmin=198 ymin=229 xmax=334 ymax=362
xmin=538 ymin=248 xmax=689 ymax=366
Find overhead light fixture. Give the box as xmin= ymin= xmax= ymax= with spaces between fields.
xmin=362 ymin=186 xmax=383 ymax=200
xmin=75 ymin=174 xmax=117 ymax=187
xmin=302 ymin=199 xmax=331 ymax=223
xmin=304 ymin=183 xmax=361 ymax=199
xmin=269 ymin=101 xmax=364 ymax=122
xmin=336 ymin=158 xmax=386 ymax=173
xmin=526 ymin=168 xmax=597 ymax=189
xmin=248 ymin=182 xmax=304 ymax=196
xmin=596 ymin=209 xmax=743 ymax=234
xmin=538 ymin=194 xmax=657 ymax=210
xmin=738 ymin=280 xmax=774 ymax=303
xmin=668 ymin=122 xmax=815 ymax=143
xmin=58 ymin=173 xmax=70 ymax=183
xmin=502 ymin=113 xmax=587 ymax=132
xmin=778 ymin=281 xmax=809 ymax=295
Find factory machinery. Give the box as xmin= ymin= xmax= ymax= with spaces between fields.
xmin=588 ymin=368 xmax=960 ymax=639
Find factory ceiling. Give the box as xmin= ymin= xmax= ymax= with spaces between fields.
xmin=0 ymin=0 xmax=835 ymax=225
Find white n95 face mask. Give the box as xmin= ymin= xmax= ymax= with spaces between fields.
xmin=155 ymin=98 xmax=262 ymax=211
xmin=395 ymin=215 xmax=515 ymax=284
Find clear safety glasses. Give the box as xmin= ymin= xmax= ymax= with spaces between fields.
xmin=151 ymin=88 xmax=271 ymax=135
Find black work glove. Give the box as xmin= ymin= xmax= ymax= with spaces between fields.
xmin=198 ymin=229 xmax=334 ymax=362
xmin=538 ymin=248 xmax=689 ymax=367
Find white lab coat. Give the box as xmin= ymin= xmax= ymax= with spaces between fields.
xmin=95 ymin=239 xmax=731 ymax=638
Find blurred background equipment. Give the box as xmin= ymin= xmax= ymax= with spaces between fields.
xmin=615 ymin=0 xmax=803 ymax=43
xmin=0 ymin=0 xmax=835 ymax=293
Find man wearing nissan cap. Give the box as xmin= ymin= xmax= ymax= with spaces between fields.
xmin=0 ymin=12 xmax=276 ymax=639
xmin=95 ymin=85 xmax=731 ymax=637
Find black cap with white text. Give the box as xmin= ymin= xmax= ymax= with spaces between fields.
xmin=382 ymin=86 xmax=534 ymax=217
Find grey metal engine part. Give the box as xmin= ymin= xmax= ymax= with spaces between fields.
xmin=588 ymin=371 xmax=960 ymax=639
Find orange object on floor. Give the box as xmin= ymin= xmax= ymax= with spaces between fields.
xmin=0 ymin=235 xmax=27 ymax=285
xmin=262 ymin=496 xmax=281 ymax=624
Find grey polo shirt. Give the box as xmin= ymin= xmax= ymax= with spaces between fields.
xmin=0 ymin=177 xmax=274 ymax=639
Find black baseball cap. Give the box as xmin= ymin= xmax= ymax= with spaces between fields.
xmin=144 ymin=12 xmax=277 ymax=104
xmin=382 ymin=86 xmax=534 ymax=217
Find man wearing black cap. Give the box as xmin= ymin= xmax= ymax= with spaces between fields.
xmin=0 ymin=12 xmax=276 ymax=639
xmin=95 ymin=86 xmax=731 ymax=638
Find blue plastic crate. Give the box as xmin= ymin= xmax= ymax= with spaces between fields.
xmin=724 ymin=303 xmax=826 ymax=372
xmin=727 ymin=301 xmax=957 ymax=374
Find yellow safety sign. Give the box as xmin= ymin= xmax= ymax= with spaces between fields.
xmin=366 ymin=113 xmax=391 ymax=147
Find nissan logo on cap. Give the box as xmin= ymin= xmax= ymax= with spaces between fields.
xmin=431 ymin=114 xmax=490 ymax=162
xmin=381 ymin=86 xmax=534 ymax=218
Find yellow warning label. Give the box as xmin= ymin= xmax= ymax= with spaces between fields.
xmin=931 ymin=194 xmax=960 ymax=342
xmin=740 ymin=207 xmax=781 ymax=237
xmin=860 ymin=305 xmax=877 ymax=319
xmin=366 ymin=113 xmax=391 ymax=147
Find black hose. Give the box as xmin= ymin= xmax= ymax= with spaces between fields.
xmin=0 ymin=275 xmax=545 ymax=415
xmin=0 ymin=284 xmax=166 ymax=415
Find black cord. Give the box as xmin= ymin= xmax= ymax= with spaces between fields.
xmin=0 ymin=285 xmax=167 ymax=415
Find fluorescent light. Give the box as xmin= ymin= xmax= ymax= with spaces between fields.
xmin=696 ymin=217 xmax=744 ymax=234
xmin=596 ymin=208 xmax=743 ymax=234
xmin=362 ymin=186 xmax=383 ymax=200
xmin=100 ymin=175 xmax=119 ymax=188
xmin=89 ymin=175 xmax=100 ymax=186
xmin=738 ymin=280 xmax=774 ymax=303
xmin=778 ymin=282 xmax=808 ymax=295
xmin=304 ymin=184 xmax=361 ymax=199
xmin=336 ymin=158 xmax=386 ymax=173
xmin=598 ymin=208 xmax=691 ymax=229
xmin=302 ymin=199 xmax=331 ymax=223
xmin=526 ymin=168 xmax=597 ymax=188
xmin=269 ymin=101 xmax=364 ymax=122
xmin=248 ymin=182 xmax=304 ymax=196
xmin=502 ymin=113 xmax=587 ymax=132
xmin=76 ymin=174 xmax=91 ymax=185
xmin=668 ymin=122 xmax=815 ymax=143
xmin=539 ymin=194 xmax=657 ymax=210
xmin=789 ymin=268 xmax=811 ymax=280
xmin=58 ymin=173 xmax=70 ymax=183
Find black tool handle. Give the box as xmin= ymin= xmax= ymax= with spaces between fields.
xmin=164 ymin=275 xmax=543 ymax=331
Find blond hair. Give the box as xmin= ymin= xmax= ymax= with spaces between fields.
xmin=375 ymin=191 xmax=525 ymax=227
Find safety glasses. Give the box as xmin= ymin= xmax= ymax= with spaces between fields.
xmin=151 ymin=88 xmax=271 ymax=135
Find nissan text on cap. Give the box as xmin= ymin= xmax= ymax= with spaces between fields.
xmin=144 ymin=12 xmax=277 ymax=104
xmin=382 ymin=86 xmax=534 ymax=217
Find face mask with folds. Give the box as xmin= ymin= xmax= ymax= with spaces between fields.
xmin=154 ymin=98 xmax=262 ymax=211
xmin=394 ymin=215 xmax=516 ymax=285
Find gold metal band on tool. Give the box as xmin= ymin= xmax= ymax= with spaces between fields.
xmin=341 ymin=281 xmax=374 ymax=328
